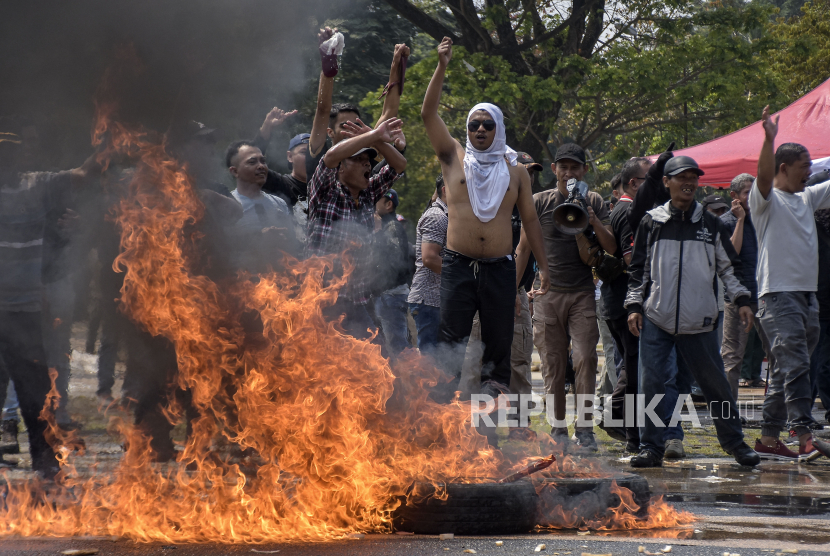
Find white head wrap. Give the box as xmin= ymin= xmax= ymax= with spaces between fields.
xmin=463 ymin=103 xmax=518 ymax=223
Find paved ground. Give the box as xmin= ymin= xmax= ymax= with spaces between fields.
xmin=3 ymin=325 xmax=830 ymax=552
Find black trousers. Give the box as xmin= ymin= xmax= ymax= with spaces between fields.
xmin=607 ymin=314 xmax=640 ymax=445
xmin=438 ymin=249 xmax=516 ymax=397
xmin=0 ymin=311 xmax=57 ymax=470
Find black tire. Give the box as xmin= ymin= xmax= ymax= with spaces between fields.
xmin=537 ymin=473 xmax=651 ymax=522
xmin=392 ymin=480 xmax=538 ymax=535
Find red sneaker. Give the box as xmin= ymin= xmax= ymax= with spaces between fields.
xmin=754 ymin=439 xmax=799 ymax=461
xmin=802 ymin=437 xmax=830 ymax=461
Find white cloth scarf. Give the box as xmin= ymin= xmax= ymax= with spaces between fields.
xmin=463 ymin=103 xmax=518 ymax=222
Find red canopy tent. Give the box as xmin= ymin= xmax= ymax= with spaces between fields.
xmin=648 ymin=78 xmax=830 ymax=188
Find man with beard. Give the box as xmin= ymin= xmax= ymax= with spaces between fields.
xmin=421 ymin=37 xmax=549 ymax=410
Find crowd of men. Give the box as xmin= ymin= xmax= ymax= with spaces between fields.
xmin=3 ymin=30 xmax=830 ymax=479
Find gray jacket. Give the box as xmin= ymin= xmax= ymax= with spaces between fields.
xmin=625 ymin=201 xmax=750 ymax=335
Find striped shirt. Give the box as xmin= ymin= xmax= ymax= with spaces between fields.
xmin=0 ymin=172 xmax=69 ymax=312
xmin=407 ymin=198 xmax=448 ymax=308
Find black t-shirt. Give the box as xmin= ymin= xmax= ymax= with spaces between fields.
xmin=600 ymin=197 xmax=635 ymax=320
xmin=262 ymin=171 xmax=307 ymax=207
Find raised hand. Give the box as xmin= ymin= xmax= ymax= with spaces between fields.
xmin=318 ymin=27 xmax=335 ymax=46
xmin=392 ymin=43 xmax=411 ymax=66
xmin=390 ymin=127 xmax=406 ymax=150
xmin=259 ymin=107 xmax=298 ymax=139
xmin=373 ymin=118 xmax=403 ymax=144
xmin=761 ymin=105 xmax=779 ymax=143
xmin=437 ymin=37 xmax=453 ymax=67
xmin=340 ymin=118 xmax=374 ymax=139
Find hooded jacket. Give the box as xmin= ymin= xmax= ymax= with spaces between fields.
xmin=625 ymin=201 xmax=750 ymax=335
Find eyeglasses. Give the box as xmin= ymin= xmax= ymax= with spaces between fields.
xmin=467 ymin=119 xmax=496 ymax=132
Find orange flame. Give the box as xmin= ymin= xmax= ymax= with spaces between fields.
xmin=0 ymin=104 xmax=694 ymax=541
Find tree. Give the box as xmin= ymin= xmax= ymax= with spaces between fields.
xmin=379 ymin=0 xmax=779 ymax=166
xmin=767 ymin=0 xmax=830 ymax=99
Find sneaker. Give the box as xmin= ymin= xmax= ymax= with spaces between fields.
xmin=754 ymin=438 xmax=799 ymax=461
xmin=0 ymin=419 xmax=20 ymax=455
xmin=801 ymin=437 xmax=830 ymax=461
xmin=728 ymin=442 xmax=760 ymax=466
xmin=572 ymin=431 xmax=598 ymax=453
xmin=664 ymin=439 xmax=686 ymax=459
xmin=631 ymin=449 xmax=663 ymax=468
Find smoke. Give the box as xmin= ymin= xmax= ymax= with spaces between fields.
xmin=0 ymin=0 xmax=351 ymax=171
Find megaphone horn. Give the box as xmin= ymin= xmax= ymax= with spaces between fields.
xmin=552 ymin=202 xmax=590 ymax=235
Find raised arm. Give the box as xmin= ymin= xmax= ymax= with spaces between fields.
xmin=324 ymin=118 xmax=403 ymax=168
xmin=256 ymin=106 xmax=298 ymax=150
xmin=376 ymin=44 xmax=410 ymax=127
xmin=340 ymin=118 xmax=407 ymax=174
xmin=309 ymin=28 xmax=337 ymax=158
xmin=421 ymin=37 xmax=459 ymax=161
xmin=756 ymin=105 xmax=779 ymax=200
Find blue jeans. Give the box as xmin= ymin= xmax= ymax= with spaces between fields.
xmin=409 ymin=302 xmax=441 ymax=353
xmin=373 ymin=293 xmax=410 ymax=355
xmin=638 ymin=316 xmax=744 ymax=457
xmin=662 ymin=347 xmax=691 ymax=442
xmin=0 ymin=381 xmax=19 ymax=421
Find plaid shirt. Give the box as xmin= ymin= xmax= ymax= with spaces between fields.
xmin=306 ymin=157 xmax=400 ymax=303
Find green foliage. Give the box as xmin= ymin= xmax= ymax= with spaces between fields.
xmin=768 ymin=0 xmax=830 ymax=99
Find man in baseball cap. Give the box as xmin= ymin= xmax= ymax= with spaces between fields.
xmin=702 ymin=194 xmax=730 ymax=217
xmin=516 ymin=140 xmax=615 ymax=452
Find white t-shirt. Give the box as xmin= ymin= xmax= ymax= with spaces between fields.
xmin=750 ymin=179 xmax=830 ymax=296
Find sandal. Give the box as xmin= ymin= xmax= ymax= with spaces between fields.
xmin=748 ymin=379 xmax=767 ymax=388
xmin=739 ymin=379 xmax=750 ymax=387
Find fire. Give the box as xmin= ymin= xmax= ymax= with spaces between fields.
xmin=0 ymin=101 xmax=694 ymax=541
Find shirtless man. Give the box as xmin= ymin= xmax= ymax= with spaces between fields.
xmin=421 ymin=37 xmax=549 ymax=402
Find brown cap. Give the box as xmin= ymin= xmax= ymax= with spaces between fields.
xmin=516 ymin=151 xmax=543 ymax=171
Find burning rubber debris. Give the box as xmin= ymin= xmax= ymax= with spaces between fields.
xmin=0 ymin=106 xmax=693 ymax=541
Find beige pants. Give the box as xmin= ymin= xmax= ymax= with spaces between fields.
xmin=722 ymin=300 xmax=758 ymax=402
xmin=532 ymin=289 xmax=598 ymax=433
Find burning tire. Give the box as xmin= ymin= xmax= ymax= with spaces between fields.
xmin=539 ymin=473 xmax=651 ymax=512
xmin=536 ymin=473 xmax=651 ymax=528
xmin=392 ymin=480 xmax=538 ymax=535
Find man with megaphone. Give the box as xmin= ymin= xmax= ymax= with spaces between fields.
xmin=516 ymin=143 xmax=617 ymax=452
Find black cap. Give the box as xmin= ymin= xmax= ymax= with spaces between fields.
xmin=702 ymin=195 xmax=729 ymax=210
xmin=664 ymin=155 xmax=704 ymax=177
xmin=516 ymin=151 xmax=543 ymax=171
xmin=554 ymin=143 xmax=586 ymax=164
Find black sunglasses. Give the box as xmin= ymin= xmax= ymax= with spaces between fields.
xmin=467 ymin=119 xmax=496 ymax=132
